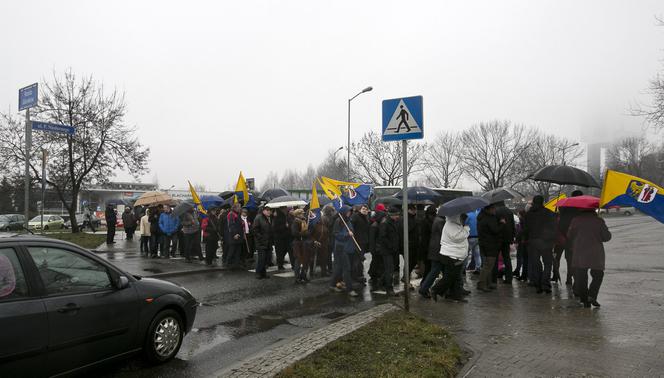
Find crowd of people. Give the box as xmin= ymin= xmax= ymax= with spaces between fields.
xmin=105 ymin=189 xmax=612 ymax=308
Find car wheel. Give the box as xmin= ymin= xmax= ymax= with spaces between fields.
xmin=145 ymin=309 xmax=184 ymax=364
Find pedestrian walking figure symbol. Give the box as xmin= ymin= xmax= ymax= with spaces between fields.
xmin=396 ymin=105 xmax=411 ymax=133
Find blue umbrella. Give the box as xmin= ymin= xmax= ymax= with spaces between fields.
xmin=199 ymin=195 xmax=225 ymax=209
xmin=438 ymin=196 xmax=490 ymax=217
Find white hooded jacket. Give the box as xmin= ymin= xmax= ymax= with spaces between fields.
xmin=439 ymin=214 xmax=470 ymax=260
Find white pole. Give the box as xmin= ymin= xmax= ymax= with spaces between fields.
xmin=402 ymin=139 xmax=409 ymax=311
xmin=24 ymin=109 xmax=31 ymax=230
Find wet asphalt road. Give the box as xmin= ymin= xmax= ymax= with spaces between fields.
xmin=101 ymin=266 xmax=387 ymax=377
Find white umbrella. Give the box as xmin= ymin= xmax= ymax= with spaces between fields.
xmin=266 ymin=195 xmax=307 ymax=208
xmin=134 ymin=191 xmax=176 ymax=207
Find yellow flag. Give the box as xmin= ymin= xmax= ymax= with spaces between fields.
xmin=544 ymin=193 xmax=567 ymax=212
xmin=310 ymin=181 xmax=320 ymax=210
xmin=188 ymin=180 xmax=207 ymax=215
xmin=321 ymin=176 xmax=361 ymax=189
xmin=318 ymin=178 xmax=339 ymax=200
xmin=235 ymin=171 xmax=249 ymax=205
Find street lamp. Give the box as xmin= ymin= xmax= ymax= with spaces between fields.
xmin=558 ymin=142 xmax=580 ymax=166
xmin=348 ymin=86 xmax=373 ymax=181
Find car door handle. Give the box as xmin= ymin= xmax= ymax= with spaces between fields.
xmin=57 ymin=303 xmax=81 ymax=313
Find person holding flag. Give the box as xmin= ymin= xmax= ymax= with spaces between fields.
xmin=329 ymin=205 xmax=359 ymax=297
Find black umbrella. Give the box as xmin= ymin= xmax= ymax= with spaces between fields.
xmin=481 ymin=187 xmax=523 ymax=204
xmin=218 ymin=191 xmax=235 ymax=200
xmin=393 ymin=186 xmax=442 ymax=204
xmin=528 ymin=165 xmax=600 ymax=188
xmin=260 ymin=188 xmax=290 ymax=202
xmin=438 ymin=196 xmax=489 ymax=217
xmin=173 ymin=202 xmax=194 ymax=217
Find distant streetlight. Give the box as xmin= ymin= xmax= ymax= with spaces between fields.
xmin=558 ymin=142 xmax=580 ymax=166
xmin=348 ymin=86 xmax=373 ymax=181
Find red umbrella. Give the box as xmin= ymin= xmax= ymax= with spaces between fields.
xmin=557 ymin=195 xmax=600 ymax=209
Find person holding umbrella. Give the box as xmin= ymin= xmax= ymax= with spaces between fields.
xmin=523 ymin=195 xmax=556 ymax=293
xmin=553 ymin=189 xmax=584 ymax=285
xmin=477 ymin=204 xmax=504 ymax=292
xmin=430 ymin=212 xmax=470 ymax=302
xmin=418 ymin=207 xmax=446 ymax=298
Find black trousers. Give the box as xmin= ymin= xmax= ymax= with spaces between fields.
xmin=275 ymin=238 xmax=293 ymax=268
xmin=553 ymin=245 xmax=574 ymax=283
xmin=160 ymin=234 xmax=178 ymax=257
xmin=106 ymin=225 xmax=115 ymax=244
xmin=256 ymin=248 xmax=271 ymax=277
xmin=183 ymin=231 xmax=203 ymax=260
xmin=125 ymin=226 xmax=136 ymax=240
xmin=574 ymin=268 xmax=604 ymax=302
xmin=431 ymin=256 xmax=464 ymax=299
xmin=382 ymin=254 xmax=395 ymax=290
xmin=368 ymin=250 xmax=384 ymax=281
xmin=528 ymin=239 xmax=553 ymax=290
xmin=205 ymin=238 xmax=219 ymax=264
xmin=493 ymin=242 xmax=513 ymax=283
xmin=140 ymin=236 xmax=150 ymax=254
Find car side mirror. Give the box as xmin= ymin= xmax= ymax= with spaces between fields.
xmin=114 ymin=276 xmax=130 ymax=290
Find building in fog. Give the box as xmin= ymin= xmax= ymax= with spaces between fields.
xmin=586 ymin=142 xmax=609 ymax=182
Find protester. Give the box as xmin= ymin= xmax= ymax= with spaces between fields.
xmin=567 ymin=208 xmax=612 ymax=307
xmin=431 ymin=213 xmax=470 ymax=303
xmin=105 ymin=204 xmax=117 ymax=245
xmin=149 ymin=206 xmax=161 ymax=257
xmin=419 ymin=205 xmax=436 ymax=282
xmin=465 ymin=209 xmax=480 ymax=274
xmin=181 ymin=207 xmax=204 ymax=262
xmin=419 ymin=208 xmax=445 ymax=298
xmin=240 ymin=207 xmax=253 ymax=264
xmin=402 ymin=205 xmax=420 ymax=290
xmin=252 ymin=206 xmax=274 ymax=279
xmin=323 ymin=205 xmax=336 ymax=275
xmin=203 ymin=208 xmax=221 ymax=266
xmin=477 ymin=204 xmax=503 ymax=292
xmin=330 ymin=205 xmax=358 ymax=297
xmin=494 ymin=201 xmax=515 ymax=284
xmin=219 ymin=207 xmax=229 ymax=266
xmin=368 ymin=203 xmax=387 ymax=287
xmin=139 ymin=209 xmax=151 ymax=256
xmin=291 ymin=209 xmax=311 ymax=283
xmin=553 ymin=190 xmax=584 ymax=285
xmin=378 ymin=206 xmax=401 ymax=297
xmin=226 ymin=203 xmax=245 ymax=270
xmin=350 ymin=204 xmax=370 ymax=284
xmin=273 ymin=207 xmax=293 ymax=271
xmin=158 ymin=205 xmax=180 ymax=258
xmin=122 ymin=207 xmax=138 ymax=241
xmin=512 ymin=209 xmax=528 ymax=281
xmin=523 ymin=195 xmax=556 ymax=293
xmin=309 ymin=212 xmax=330 ymax=277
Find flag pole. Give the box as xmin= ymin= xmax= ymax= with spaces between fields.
xmin=337 ymin=213 xmax=362 ymax=252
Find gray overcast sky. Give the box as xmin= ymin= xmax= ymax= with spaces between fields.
xmin=1 ymin=0 xmax=663 ymax=191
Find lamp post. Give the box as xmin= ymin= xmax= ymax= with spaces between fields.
xmin=558 ymin=142 xmax=580 ymax=166
xmin=347 ymin=86 xmax=373 ymax=181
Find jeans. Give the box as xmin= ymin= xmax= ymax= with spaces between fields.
xmin=574 ymin=268 xmax=604 ymax=302
xmin=256 ymin=248 xmax=271 ymax=277
xmin=466 ymin=237 xmax=481 ymax=271
xmin=160 ymin=234 xmax=178 ymax=257
xmin=528 ymin=239 xmax=553 ymax=290
xmin=140 ymin=236 xmax=150 ymax=254
xmin=330 ymin=249 xmax=353 ymax=292
xmin=420 ymin=260 xmax=443 ymax=294
xmin=514 ymin=241 xmax=528 ymax=278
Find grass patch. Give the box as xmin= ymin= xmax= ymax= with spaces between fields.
xmin=277 ymin=310 xmax=463 ymax=378
xmin=41 ymin=232 xmax=107 ymax=249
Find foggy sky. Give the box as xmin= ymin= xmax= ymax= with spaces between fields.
xmin=1 ymin=0 xmax=662 ymax=191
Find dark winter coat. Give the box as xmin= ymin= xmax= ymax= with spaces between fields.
xmin=523 ymin=204 xmax=556 ymax=244
xmin=205 ymin=215 xmax=221 ymax=243
xmin=105 ymin=207 xmax=117 ymax=226
xmin=369 ymin=211 xmax=387 ymax=254
xmin=568 ymin=212 xmax=612 ymax=270
xmin=272 ymin=210 xmax=290 ymax=241
xmin=252 ymin=213 xmax=273 ymax=251
xmin=496 ymin=205 xmax=516 ymax=244
xmin=122 ymin=211 xmax=137 ymax=229
xmin=556 ymin=207 xmax=581 ymax=246
xmin=420 ymin=214 xmax=434 ymax=261
xmin=377 ymin=216 xmax=400 ymax=256
xmin=478 ymin=210 xmax=503 ymax=257
xmin=350 ymin=212 xmax=370 ymax=253
xmin=226 ymin=211 xmax=244 ymax=245
xmin=427 ymin=216 xmax=446 ymax=262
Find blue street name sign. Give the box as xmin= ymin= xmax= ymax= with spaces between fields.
xmin=31 ymin=121 xmax=75 ymax=135
xmin=18 ymin=83 xmax=38 ymax=111
xmin=381 ymin=95 xmax=424 ymax=142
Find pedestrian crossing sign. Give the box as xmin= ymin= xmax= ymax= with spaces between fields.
xmin=382 ymin=95 xmax=423 ymax=141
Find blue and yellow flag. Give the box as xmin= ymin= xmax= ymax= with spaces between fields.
xmin=308 ymin=182 xmax=321 ymax=226
xmin=234 ymin=171 xmax=249 ymax=205
xmin=341 ymin=184 xmax=373 ymax=206
xmin=321 ymin=176 xmax=361 ymax=190
xmin=188 ymin=180 xmax=207 ymax=215
xmin=600 ymin=170 xmax=664 ymax=224
xmin=545 ymin=193 xmax=567 ymax=212
xmin=318 ymin=178 xmax=340 ymax=200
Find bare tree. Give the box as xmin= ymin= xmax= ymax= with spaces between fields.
xmin=350 ymin=131 xmax=426 ymax=185
xmin=316 ymin=148 xmax=347 ymax=181
xmin=606 ymin=135 xmax=657 ymax=178
xmin=460 ymin=120 xmax=536 ymax=191
xmin=0 ymin=70 xmax=149 ymax=232
xmin=423 ymin=131 xmax=464 ymax=188
xmin=259 ymin=171 xmax=280 ymax=192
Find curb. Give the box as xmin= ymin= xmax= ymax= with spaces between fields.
xmin=148 ymin=267 xmax=226 ymax=278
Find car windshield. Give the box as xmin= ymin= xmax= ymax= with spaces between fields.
xmin=0 ymin=215 xmax=10 ymax=222
xmin=30 ymin=216 xmax=48 ymax=222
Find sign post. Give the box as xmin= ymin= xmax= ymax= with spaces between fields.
xmin=381 ymin=95 xmax=423 ymax=312
xmin=19 ymin=83 xmax=39 ymax=230
xmin=41 ymin=149 xmax=48 ymax=231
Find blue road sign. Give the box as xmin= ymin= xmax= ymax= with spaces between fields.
xmin=18 ymin=83 xmax=38 ymax=111
xmin=381 ymin=95 xmax=423 ymax=142
xmin=31 ymin=121 xmax=75 ymax=135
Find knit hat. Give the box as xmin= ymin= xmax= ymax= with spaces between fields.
xmin=375 ymin=203 xmax=386 ymax=213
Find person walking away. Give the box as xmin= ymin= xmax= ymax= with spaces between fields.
xmin=368 ymin=204 xmax=387 ymax=288
xmin=105 ymin=204 xmax=117 ymax=245
xmin=553 ymin=190 xmax=584 ymax=285
xmin=377 ymin=206 xmax=401 ymax=297
xmin=252 ymin=206 xmax=274 ymax=279
xmin=419 ymin=206 xmax=436 ymax=282
xmin=431 ymin=213 xmax=470 ymax=302
xmin=226 ymin=203 xmax=245 ymax=270
xmin=273 ymin=207 xmax=293 ymax=271
xmin=465 ymin=209 xmax=481 ymax=274
xmin=158 ymin=205 xmax=180 ymax=258
xmin=139 ymin=209 xmax=151 ymax=256
xmin=419 ymin=208 xmax=446 ymax=298
xmin=329 ymin=205 xmax=358 ymax=297
xmin=291 ymin=209 xmax=310 ymax=283
xmin=494 ymin=201 xmax=515 ymax=284
xmin=181 ymin=207 xmax=203 ymax=262
xmin=523 ymin=195 xmax=556 ymax=293
xmin=567 ymin=209 xmax=611 ymax=307
xmin=122 ymin=207 xmax=138 ymax=241
xmin=350 ymin=204 xmax=370 ymax=284
xmin=477 ymin=204 xmax=503 ymax=292
xmin=512 ymin=210 xmax=529 ymax=280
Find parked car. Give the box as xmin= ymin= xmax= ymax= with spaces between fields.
xmin=63 ymin=214 xmax=102 ymax=230
xmin=0 ymin=214 xmax=26 ymax=231
xmin=27 ymin=215 xmax=65 ymax=231
xmin=0 ymin=236 xmax=197 ymax=376
xmin=599 ymin=206 xmax=636 ymax=216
